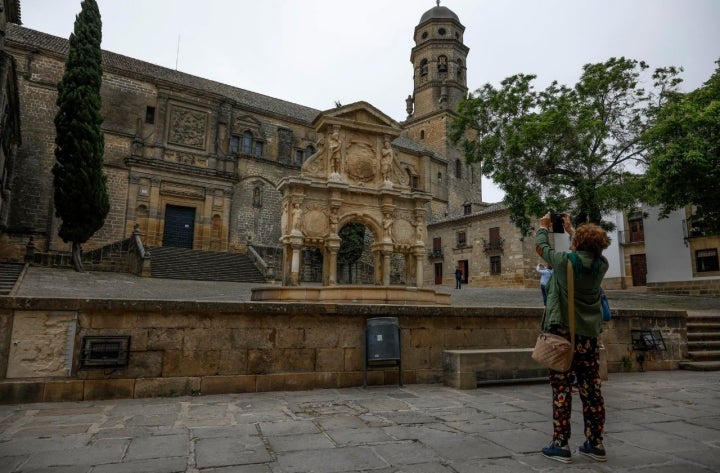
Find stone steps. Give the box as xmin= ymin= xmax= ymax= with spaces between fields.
xmin=0 ymin=263 xmax=25 ymax=295
xmin=149 ymin=247 xmax=265 ymax=283
xmin=681 ymin=313 xmax=720 ymax=371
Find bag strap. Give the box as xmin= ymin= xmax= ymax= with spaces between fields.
xmin=567 ymin=259 xmax=576 ymax=348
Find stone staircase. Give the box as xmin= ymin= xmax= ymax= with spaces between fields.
xmin=149 ymin=247 xmax=265 ymax=283
xmin=679 ymin=312 xmax=720 ymax=371
xmin=0 ymin=263 xmax=26 ymax=295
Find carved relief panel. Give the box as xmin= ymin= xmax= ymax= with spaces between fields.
xmin=167 ymin=104 xmax=208 ymax=150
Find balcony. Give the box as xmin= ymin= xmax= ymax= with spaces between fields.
xmin=617 ymin=230 xmax=644 ymax=245
xmin=427 ymin=249 xmax=443 ymax=260
xmin=482 ymin=238 xmax=504 ymax=254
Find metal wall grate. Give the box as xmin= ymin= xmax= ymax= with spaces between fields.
xmin=80 ymin=336 xmax=131 ymax=368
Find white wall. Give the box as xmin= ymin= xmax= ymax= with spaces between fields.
xmin=643 ymin=206 xmax=692 ymax=283
xmin=603 ymin=212 xmax=624 ymax=279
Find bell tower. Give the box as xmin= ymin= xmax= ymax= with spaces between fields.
xmin=403 ymin=3 xmax=480 ymax=219
xmin=406 ymin=2 xmax=469 ymax=120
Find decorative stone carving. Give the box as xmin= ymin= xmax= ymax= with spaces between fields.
xmin=392 ymin=219 xmax=415 ymax=245
xmin=345 ymin=141 xmax=376 ymax=183
xmin=304 ymin=209 xmax=329 ymax=238
xmin=168 ymin=105 xmax=207 ymax=150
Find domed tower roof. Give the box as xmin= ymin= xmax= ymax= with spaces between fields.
xmin=418 ymin=4 xmax=460 ymax=26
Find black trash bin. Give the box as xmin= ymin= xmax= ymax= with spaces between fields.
xmin=363 ymin=317 xmax=402 ymax=387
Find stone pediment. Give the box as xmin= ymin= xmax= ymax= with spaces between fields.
xmin=301 ymin=102 xmax=406 ymax=189
xmin=314 ymin=101 xmax=401 ymax=130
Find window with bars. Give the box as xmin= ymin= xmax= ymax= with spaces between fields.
xmin=696 ymin=249 xmax=719 ymax=272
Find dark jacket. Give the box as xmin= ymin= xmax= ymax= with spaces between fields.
xmin=535 ymin=228 xmax=609 ymax=338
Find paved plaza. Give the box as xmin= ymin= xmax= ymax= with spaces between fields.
xmin=2 ymin=267 xmax=720 ymax=472
xmin=1 ymin=371 xmax=719 ymax=472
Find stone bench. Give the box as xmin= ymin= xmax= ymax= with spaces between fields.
xmin=443 ymin=347 xmax=609 ymax=389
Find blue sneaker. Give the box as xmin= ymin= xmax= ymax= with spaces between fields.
xmin=579 ymin=440 xmax=607 ymax=462
xmin=542 ymin=442 xmax=572 ymax=463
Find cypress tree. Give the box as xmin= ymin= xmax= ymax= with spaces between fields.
xmin=53 ymin=0 xmax=108 ymax=272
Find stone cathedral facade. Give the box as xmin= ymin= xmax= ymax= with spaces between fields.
xmin=1 ymin=4 xmax=541 ymax=288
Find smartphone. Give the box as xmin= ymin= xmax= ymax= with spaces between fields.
xmin=550 ymin=213 xmax=565 ymax=233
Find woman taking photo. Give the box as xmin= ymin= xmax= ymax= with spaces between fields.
xmin=535 ymin=212 xmax=610 ymax=464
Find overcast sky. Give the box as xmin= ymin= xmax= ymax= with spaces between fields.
xmin=16 ymin=0 xmax=720 ymax=203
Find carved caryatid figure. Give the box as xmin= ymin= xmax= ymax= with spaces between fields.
xmin=328 ymin=127 xmax=342 ymax=175
xmin=291 ymin=203 xmax=303 ymax=232
xmin=383 ymin=213 xmax=394 ymax=241
xmin=329 ymin=208 xmax=339 ymax=234
xmin=380 ymin=137 xmax=394 ymax=183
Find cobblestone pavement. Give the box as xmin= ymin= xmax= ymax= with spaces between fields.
xmin=1 ymin=371 xmax=719 ymax=472
xmin=12 ymin=266 xmax=720 ymax=314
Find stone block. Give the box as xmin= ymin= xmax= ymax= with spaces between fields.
xmin=83 ymin=379 xmax=135 ymax=400
xmin=344 ymin=347 xmax=363 ymax=371
xmin=316 ymin=348 xmax=344 ymax=372
xmin=147 ymin=328 xmax=183 ymax=350
xmin=163 ymin=350 xmax=220 ymax=377
xmin=337 ymin=371 xmax=363 ymax=388
xmin=201 ymin=375 xmax=256 ymax=395
xmin=43 ymin=380 xmax=84 ymax=402
xmin=231 ymin=328 xmax=276 ymax=349
xmin=276 ymin=328 xmax=304 ymax=348
xmin=256 ymin=372 xmax=336 ymax=392
xmin=0 ymin=381 xmax=44 ymax=404
xmin=183 ymin=328 xmax=231 ymax=351
xmin=87 ymin=311 xmax=138 ymax=329
xmin=443 ymin=348 xmax=546 ymax=389
xmin=134 ymin=377 xmax=200 ymax=398
xmin=248 ymin=348 xmax=316 ymax=374
xmin=218 ymin=349 xmax=248 ymax=374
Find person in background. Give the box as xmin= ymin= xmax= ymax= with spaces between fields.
xmin=535 ymin=212 xmax=610 ymax=464
xmin=455 ymin=265 xmax=463 ymax=289
xmin=536 ymin=263 xmax=553 ymax=305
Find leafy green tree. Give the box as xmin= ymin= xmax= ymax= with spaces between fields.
xmin=451 ymin=57 xmax=681 ymax=234
xmin=338 ymin=222 xmax=365 ymax=283
xmin=53 ymin=0 xmax=109 ymax=271
xmin=644 ymin=60 xmax=720 ymax=233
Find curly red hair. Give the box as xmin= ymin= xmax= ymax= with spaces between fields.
xmin=572 ymin=223 xmax=609 ymax=259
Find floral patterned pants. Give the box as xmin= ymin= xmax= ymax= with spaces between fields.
xmin=548 ymin=326 xmax=605 ymax=447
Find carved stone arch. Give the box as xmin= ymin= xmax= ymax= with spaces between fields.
xmin=337 ymin=212 xmax=382 ymax=244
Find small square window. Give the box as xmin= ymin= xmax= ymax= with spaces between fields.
xmin=463 ymin=204 xmax=472 ymax=215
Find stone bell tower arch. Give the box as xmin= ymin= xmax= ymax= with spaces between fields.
xmin=275 ymin=102 xmax=431 ymax=289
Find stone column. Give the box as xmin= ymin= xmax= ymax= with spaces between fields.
xmin=290 ymin=243 xmax=302 ymax=286
xmin=415 ymin=255 xmax=424 ymax=288
xmin=382 ymin=250 xmax=392 ymax=286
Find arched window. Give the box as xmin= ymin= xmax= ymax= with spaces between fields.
xmin=242 ymin=131 xmax=253 ymax=155
xmin=438 ymin=55 xmax=448 ymax=73
xmin=455 ymin=159 xmax=462 ymax=179
xmin=456 ymin=59 xmax=464 ymax=79
xmin=419 ymin=58 xmax=428 ymax=76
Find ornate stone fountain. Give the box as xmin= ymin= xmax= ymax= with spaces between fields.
xmin=251 ymin=102 xmax=450 ymax=305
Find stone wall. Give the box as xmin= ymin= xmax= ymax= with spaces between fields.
xmin=0 ymin=297 xmax=686 ymax=404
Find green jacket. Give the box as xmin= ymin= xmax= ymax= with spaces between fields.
xmin=535 ymin=228 xmax=609 ymax=338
